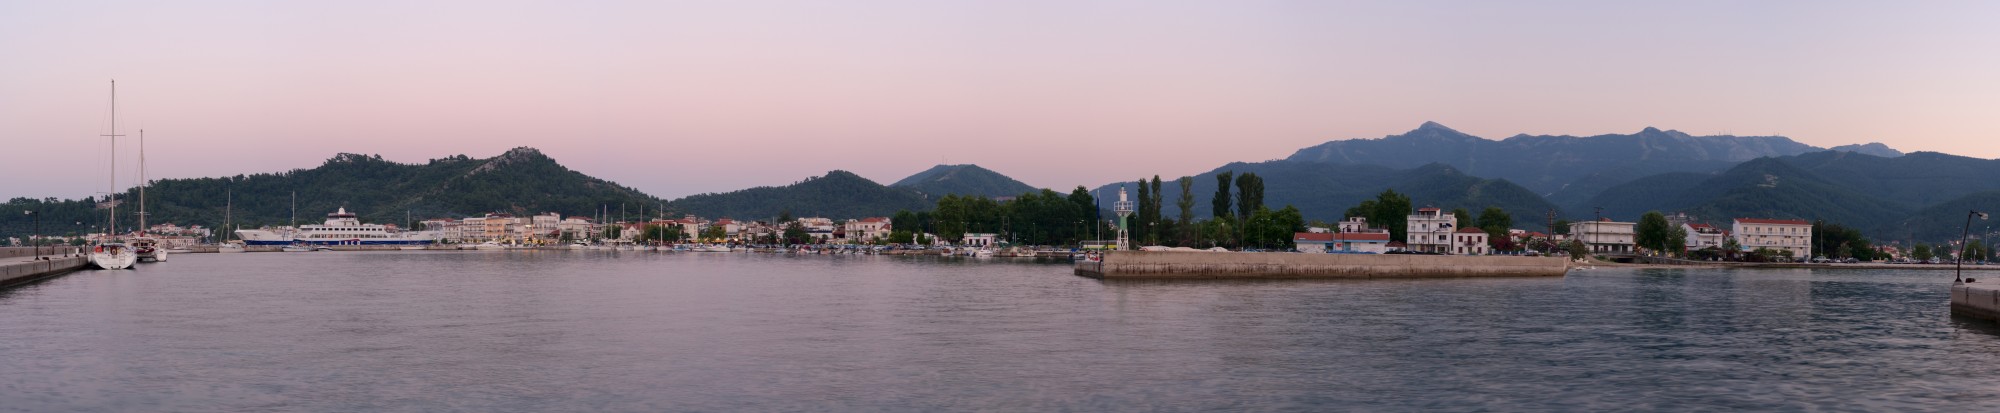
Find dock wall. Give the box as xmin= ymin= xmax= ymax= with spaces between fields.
xmin=1952 ymin=282 xmax=2000 ymax=321
xmin=1077 ymin=251 xmax=1570 ymax=279
xmin=1 ymin=257 xmax=89 ymax=288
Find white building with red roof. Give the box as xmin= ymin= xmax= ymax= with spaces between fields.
xmin=1732 ymin=218 xmax=1811 ymax=258
xmin=843 ymin=217 xmax=892 ymax=243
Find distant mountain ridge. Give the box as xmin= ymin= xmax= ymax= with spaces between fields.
xmin=891 ymin=164 xmax=1038 ymax=198
xmin=1286 ymin=122 xmax=1832 ymax=197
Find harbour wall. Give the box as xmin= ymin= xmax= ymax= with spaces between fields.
xmin=1 ymin=256 xmax=88 ymax=288
xmin=1076 ymin=251 xmax=1570 ymax=279
xmin=1952 ymin=282 xmax=2000 ymax=321
xmin=0 ymin=246 xmax=83 ymax=259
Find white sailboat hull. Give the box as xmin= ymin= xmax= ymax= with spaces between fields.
xmin=89 ymin=245 xmax=138 ymax=270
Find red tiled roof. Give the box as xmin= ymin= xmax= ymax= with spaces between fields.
xmin=860 ymin=217 xmax=888 ymax=223
xmin=1334 ymin=232 xmax=1390 ymax=241
xmin=1735 ymin=218 xmax=1810 ymax=226
xmin=1687 ymin=223 xmax=1714 ymax=229
xmin=1294 ymin=232 xmax=1335 ymax=242
xmin=1417 ymin=207 xmax=1441 ymax=212
xmin=1455 ymin=228 xmax=1487 ymax=234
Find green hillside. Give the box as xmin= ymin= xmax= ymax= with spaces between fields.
xmin=891 ymin=164 xmax=1038 ymax=198
xmin=0 ymin=147 xmax=660 ymax=239
xmin=669 ymin=170 xmax=931 ymax=220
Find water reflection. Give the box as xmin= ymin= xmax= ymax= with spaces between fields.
xmin=4 ymin=253 xmax=2000 ymax=411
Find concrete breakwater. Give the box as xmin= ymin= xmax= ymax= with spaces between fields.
xmin=1075 ymin=251 xmax=1570 ymax=279
xmin=1952 ymin=282 xmax=2000 ymax=321
xmin=1 ymin=247 xmax=89 ymax=287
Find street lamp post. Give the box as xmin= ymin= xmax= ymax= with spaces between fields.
xmin=24 ymin=210 xmax=39 ymax=260
xmin=1959 ymin=210 xmax=1989 ymax=283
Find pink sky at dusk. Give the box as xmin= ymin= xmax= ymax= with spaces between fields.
xmin=4 ymin=1 xmax=1998 ymax=200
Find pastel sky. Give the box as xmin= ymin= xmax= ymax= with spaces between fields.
xmin=5 ymin=1 xmax=1998 ymax=200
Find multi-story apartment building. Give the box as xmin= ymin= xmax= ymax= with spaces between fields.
xmin=1406 ymin=208 xmax=1457 ymax=253
xmin=1569 ymin=219 xmax=1636 ymax=253
xmin=1732 ymin=218 xmax=1811 ymax=258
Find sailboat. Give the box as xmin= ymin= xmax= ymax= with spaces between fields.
xmin=133 ymin=129 xmax=166 ymax=263
xmin=89 ymin=80 xmax=137 ymax=270
xmin=218 ymin=188 xmax=245 ymax=253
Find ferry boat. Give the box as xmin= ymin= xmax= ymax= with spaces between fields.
xmin=236 ymin=208 xmax=442 ymax=246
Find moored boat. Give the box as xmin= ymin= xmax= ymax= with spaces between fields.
xmin=237 ymin=208 xmax=442 ymax=247
xmin=89 ymin=242 xmax=139 ymax=270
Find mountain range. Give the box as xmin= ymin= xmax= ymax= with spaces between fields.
xmin=4 ymin=123 xmax=1994 ymax=244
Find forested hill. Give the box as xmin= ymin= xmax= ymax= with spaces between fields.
xmin=891 ymin=164 xmax=1038 ymax=198
xmin=668 ymin=170 xmax=932 ymax=220
xmin=0 ymin=147 xmax=660 ymax=238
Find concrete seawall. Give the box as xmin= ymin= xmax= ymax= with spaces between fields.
xmin=1952 ymin=282 xmax=2000 ymax=321
xmin=2 ymin=256 xmax=89 ymax=288
xmin=1076 ymin=251 xmax=1570 ymax=279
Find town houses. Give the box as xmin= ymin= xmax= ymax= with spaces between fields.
xmin=419 ymin=212 xmax=904 ymax=245
xmin=1278 ymin=201 xmax=1818 ymax=258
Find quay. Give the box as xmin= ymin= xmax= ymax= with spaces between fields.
xmin=0 ymin=247 xmax=89 ymax=288
xmin=1953 ymin=281 xmax=2000 ymax=321
xmin=1075 ymin=251 xmax=1570 ymax=279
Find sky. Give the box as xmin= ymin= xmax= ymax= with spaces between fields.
xmin=4 ymin=0 xmax=1998 ymax=200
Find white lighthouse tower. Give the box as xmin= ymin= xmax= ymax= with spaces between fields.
xmin=1113 ymin=186 xmax=1134 ymax=251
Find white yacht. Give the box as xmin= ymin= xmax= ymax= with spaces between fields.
xmin=237 ymin=208 xmax=442 ymax=247
xmin=90 ymin=243 xmax=138 ymax=270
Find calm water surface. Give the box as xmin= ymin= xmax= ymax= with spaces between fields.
xmin=5 ymin=252 xmax=2000 ymax=412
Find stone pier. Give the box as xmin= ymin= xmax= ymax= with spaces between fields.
xmin=1952 ymin=281 xmax=2000 ymax=321
xmin=1 ymin=247 xmax=89 ymax=288
xmin=1076 ymin=251 xmax=1570 ymax=279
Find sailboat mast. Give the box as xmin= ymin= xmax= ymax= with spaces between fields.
xmin=101 ymin=79 xmax=126 ymax=236
xmin=290 ymin=191 xmax=297 ymax=227
xmin=138 ymin=129 xmax=147 ymax=234
xmin=225 ymin=188 xmax=233 ymax=242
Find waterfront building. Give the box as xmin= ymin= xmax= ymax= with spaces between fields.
xmin=1294 ymin=232 xmax=1334 ymax=253
xmin=1452 ymin=228 xmax=1491 ymax=255
xmin=962 ymin=233 xmax=998 ymax=247
xmin=460 ymin=217 xmax=487 ymax=241
xmin=559 ymin=217 xmax=594 ymax=240
xmin=843 ymin=218 xmax=892 ymax=243
xmin=1296 ymin=232 xmax=1391 ymax=253
xmin=1569 ymin=219 xmax=1636 ymax=253
xmin=1406 ymin=208 xmax=1457 ymax=253
xmin=1683 ymin=223 xmax=1727 ymax=251
xmin=1339 ymin=217 xmax=1389 ymax=234
xmin=1732 ymin=218 xmax=1811 ymax=257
